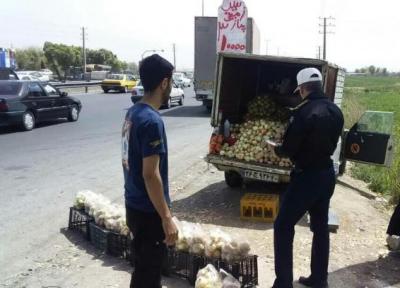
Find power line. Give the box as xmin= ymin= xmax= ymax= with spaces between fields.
xmin=319 ymin=16 xmax=335 ymax=60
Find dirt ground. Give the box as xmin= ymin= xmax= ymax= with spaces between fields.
xmin=2 ymin=160 xmax=399 ymax=288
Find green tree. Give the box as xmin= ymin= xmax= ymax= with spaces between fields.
xmin=368 ymin=65 xmax=376 ymax=75
xmin=43 ymin=42 xmax=81 ymax=81
xmin=127 ymin=62 xmax=139 ymax=74
xmin=382 ymin=67 xmax=388 ymax=76
xmin=15 ymin=47 xmax=46 ymax=70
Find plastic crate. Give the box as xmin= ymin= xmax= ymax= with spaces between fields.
xmin=167 ymin=249 xmax=258 ymax=287
xmin=89 ymin=222 xmax=109 ymax=252
xmin=214 ymin=256 xmax=258 ymax=288
xmin=107 ymin=232 xmax=131 ymax=258
xmin=166 ymin=249 xmax=204 ymax=284
xmin=125 ymin=234 xmax=134 ymax=265
xmin=68 ymin=207 xmax=93 ymax=240
xmin=240 ymin=193 xmax=279 ymax=222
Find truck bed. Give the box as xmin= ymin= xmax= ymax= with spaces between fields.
xmin=206 ymin=154 xmax=291 ymax=183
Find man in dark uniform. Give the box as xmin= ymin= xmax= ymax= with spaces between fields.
xmin=271 ymin=68 xmax=344 ymax=288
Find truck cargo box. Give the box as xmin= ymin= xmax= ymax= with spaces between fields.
xmin=206 ymin=53 xmax=346 ymax=185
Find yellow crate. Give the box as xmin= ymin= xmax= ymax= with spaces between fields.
xmin=240 ymin=193 xmax=280 ymax=222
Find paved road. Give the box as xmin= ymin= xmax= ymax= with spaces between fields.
xmin=0 ymin=88 xmax=210 ymax=287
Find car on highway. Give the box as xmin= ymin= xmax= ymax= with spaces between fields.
xmin=101 ymin=74 xmax=137 ymax=93
xmin=16 ymin=71 xmax=50 ymax=82
xmin=131 ymin=80 xmax=184 ymax=108
xmin=0 ymin=80 xmax=82 ymax=131
xmin=0 ymin=68 xmax=19 ymax=80
xmin=173 ymin=72 xmax=191 ymax=88
xmin=16 ymin=74 xmax=40 ymax=81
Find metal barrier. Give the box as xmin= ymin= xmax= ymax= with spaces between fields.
xmin=52 ymin=81 xmax=102 ymax=93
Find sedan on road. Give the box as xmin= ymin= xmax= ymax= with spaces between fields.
xmin=0 ymin=81 xmax=82 ymax=131
xmin=16 ymin=71 xmax=50 ymax=82
xmin=101 ymin=74 xmax=137 ymax=93
xmin=131 ymin=80 xmax=184 ymax=108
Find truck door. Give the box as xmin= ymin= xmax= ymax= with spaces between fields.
xmin=344 ymin=111 xmax=394 ymax=166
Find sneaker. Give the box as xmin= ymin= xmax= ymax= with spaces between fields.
xmin=298 ymin=276 xmax=328 ymax=288
xmin=387 ymin=235 xmax=400 ymax=251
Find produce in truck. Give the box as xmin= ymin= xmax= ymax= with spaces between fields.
xmin=213 ymin=95 xmax=293 ymax=167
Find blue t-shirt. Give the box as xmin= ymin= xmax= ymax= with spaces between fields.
xmin=122 ymin=103 xmax=169 ymax=212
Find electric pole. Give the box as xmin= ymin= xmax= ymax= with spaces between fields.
xmin=202 ymin=0 xmax=204 ymax=16
xmin=173 ymin=43 xmax=176 ymax=69
xmin=81 ymin=27 xmax=87 ymax=75
xmin=316 ymin=46 xmax=321 ymax=59
xmin=319 ymin=17 xmax=335 ymax=60
xmin=265 ymin=40 xmax=271 ymax=55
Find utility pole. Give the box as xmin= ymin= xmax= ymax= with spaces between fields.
xmin=316 ymin=46 xmax=321 ymax=59
xmin=202 ymin=0 xmax=204 ymax=16
xmin=81 ymin=27 xmax=87 ymax=76
xmin=173 ymin=43 xmax=176 ymax=69
xmin=319 ymin=17 xmax=335 ymax=60
xmin=265 ymin=40 xmax=270 ymax=55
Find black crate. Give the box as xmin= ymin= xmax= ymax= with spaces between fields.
xmin=107 ymin=232 xmax=131 ymax=258
xmin=89 ymin=222 xmax=109 ymax=252
xmin=167 ymin=249 xmax=258 ymax=287
xmin=68 ymin=207 xmax=93 ymax=240
xmin=166 ymin=249 xmax=204 ymax=284
xmin=213 ymin=256 xmax=258 ymax=288
xmin=124 ymin=234 xmax=134 ymax=265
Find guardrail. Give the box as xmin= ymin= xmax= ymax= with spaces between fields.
xmin=52 ymin=81 xmax=102 ymax=93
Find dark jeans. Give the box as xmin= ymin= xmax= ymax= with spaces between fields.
xmin=126 ymin=207 xmax=166 ymax=288
xmin=273 ymin=167 xmax=336 ymax=288
xmin=387 ymin=201 xmax=400 ymax=236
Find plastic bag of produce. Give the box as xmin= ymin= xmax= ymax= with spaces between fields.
xmin=174 ymin=218 xmax=207 ymax=255
xmin=195 ymin=264 xmax=223 ymax=288
xmin=205 ymin=228 xmax=232 ymax=258
xmin=188 ymin=223 xmax=207 ymax=255
xmin=221 ymin=238 xmax=251 ymax=263
xmin=220 ymin=269 xmax=241 ymax=288
xmin=174 ymin=218 xmax=191 ymax=252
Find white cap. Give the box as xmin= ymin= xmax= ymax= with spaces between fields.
xmin=294 ymin=68 xmax=323 ymax=93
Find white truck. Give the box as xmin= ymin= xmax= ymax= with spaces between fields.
xmin=194 ymin=17 xmax=260 ymax=111
xmin=206 ymin=53 xmax=395 ymax=187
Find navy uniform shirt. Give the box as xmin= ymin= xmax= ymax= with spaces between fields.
xmin=275 ymin=91 xmax=344 ymax=170
xmin=122 ymin=103 xmax=169 ymax=212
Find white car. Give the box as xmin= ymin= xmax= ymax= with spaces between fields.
xmin=173 ymin=72 xmax=191 ymax=88
xmin=40 ymin=69 xmax=54 ymax=80
xmin=131 ymin=80 xmax=184 ymax=108
xmin=16 ymin=74 xmax=40 ymax=81
xmin=16 ymin=71 xmax=49 ymax=82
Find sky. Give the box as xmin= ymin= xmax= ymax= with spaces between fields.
xmin=1 ymin=0 xmax=399 ymax=72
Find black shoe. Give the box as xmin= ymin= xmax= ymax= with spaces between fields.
xmin=299 ymin=276 xmax=328 ymax=288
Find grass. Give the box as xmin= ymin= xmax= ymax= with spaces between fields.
xmin=343 ymin=76 xmax=400 ymax=203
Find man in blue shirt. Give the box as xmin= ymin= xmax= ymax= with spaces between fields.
xmin=122 ymin=54 xmax=178 ymax=288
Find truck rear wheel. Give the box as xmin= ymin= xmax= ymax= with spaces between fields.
xmin=224 ymin=171 xmax=243 ymax=188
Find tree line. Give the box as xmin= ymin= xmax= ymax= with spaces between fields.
xmin=354 ymin=65 xmax=389 ymax=76
xmin=15 ymin=42 xmax=138 ymax=80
